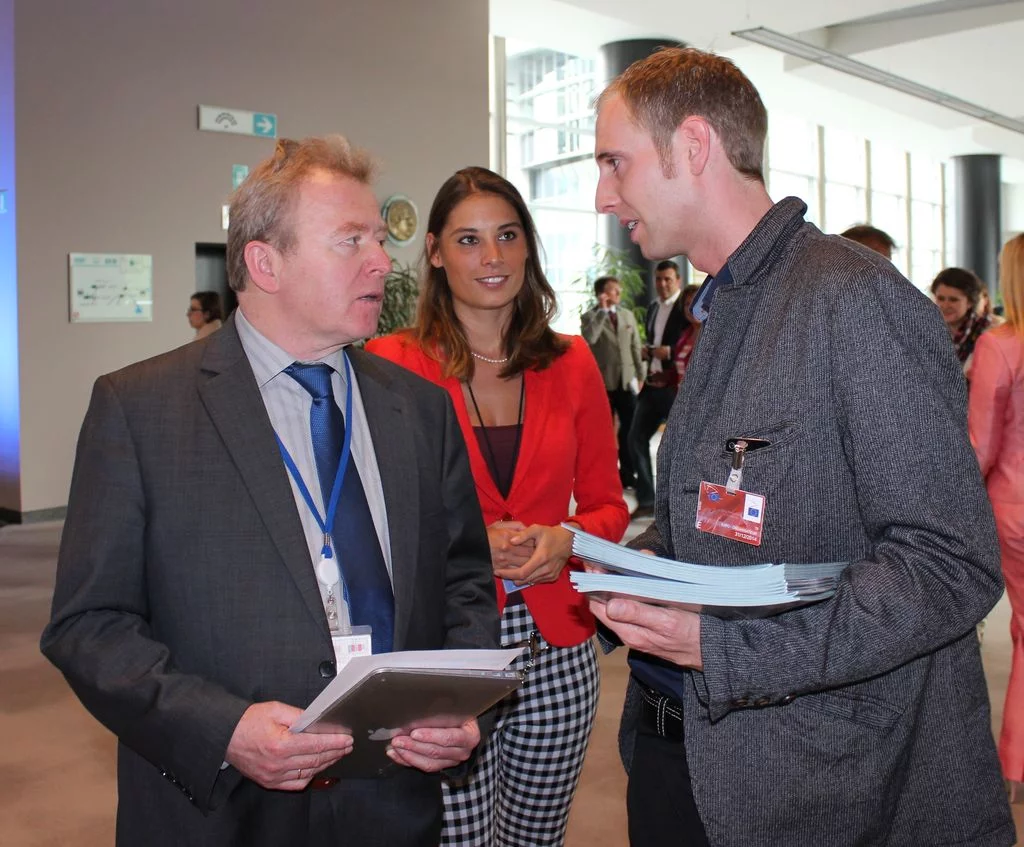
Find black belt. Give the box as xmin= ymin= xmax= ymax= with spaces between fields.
xmin=644 ymin=372 xmax=675 ymax=389
xmin=637 ymin=680 xmax=684 ymax=742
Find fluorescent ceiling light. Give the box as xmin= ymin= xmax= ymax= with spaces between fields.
xmin=733 ymin=26 xmax=1024 ymax=136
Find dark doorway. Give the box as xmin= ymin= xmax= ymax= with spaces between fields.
xmin=195 ymin=243 xmax=236 ymax=317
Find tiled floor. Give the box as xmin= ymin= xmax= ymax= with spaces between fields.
xmin=1 ymin=519 xmax=1021 ymax=845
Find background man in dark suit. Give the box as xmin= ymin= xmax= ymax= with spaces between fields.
xmin=581 ymin=275 xmax=644 ymax=489
xmin=628 ymin=260 xmax=687 ymax=519
xmin=41 ymin=136 xmax=499 ymax=847
xmin=591 ymin=48 xmax=1012 ymax=846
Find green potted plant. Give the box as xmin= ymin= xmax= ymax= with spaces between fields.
xmin=374 ymin=259 xmax=420 ymax=338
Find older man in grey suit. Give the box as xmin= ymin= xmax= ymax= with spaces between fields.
xmin=581 ymin=275 xmax=644 ymax=489
xmin=41 ymin=136 xmax=499 ymax=846
xmin=591 ymin=47 xmax=1013 ymax=846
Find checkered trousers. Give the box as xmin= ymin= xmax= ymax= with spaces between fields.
xmin=441 ymin=603 xmax=600 ymax=846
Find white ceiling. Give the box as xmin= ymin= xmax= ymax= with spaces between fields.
xmin=490 ymin=0 xmax=1024 ymax=181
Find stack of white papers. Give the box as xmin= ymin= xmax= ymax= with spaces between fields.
xmin=566 ymin=526 xmax=847 ymax=619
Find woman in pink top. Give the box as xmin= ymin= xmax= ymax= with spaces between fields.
xmin=969 ymin=233 xmax=1024 ymax=797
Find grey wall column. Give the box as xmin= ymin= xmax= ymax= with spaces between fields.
xmin=598 ymin=39 xmax=687 ymax=306
xmin=953 ymin=154 xmax=1001 ymax=297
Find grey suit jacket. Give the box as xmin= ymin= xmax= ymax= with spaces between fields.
xmin=581 ymin=305 xmax=644 ymax=391
xmin=627 ymin=198 xmax=1013 ymax=846
xmin=41 ymin=316 xmax=498 ymax=846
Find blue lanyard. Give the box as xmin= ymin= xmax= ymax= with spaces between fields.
xmin=274 ymin=351 xmax=354 ymax=560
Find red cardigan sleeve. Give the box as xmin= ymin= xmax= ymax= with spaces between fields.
xmin=561 ymin=337 xmax=630 ymax=543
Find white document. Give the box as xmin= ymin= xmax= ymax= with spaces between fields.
xmin=291 ymin=647 xmax=522 ymax=733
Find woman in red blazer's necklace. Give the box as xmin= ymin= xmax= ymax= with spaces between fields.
xmin=368 ymin=166 xmax=628 ymax=846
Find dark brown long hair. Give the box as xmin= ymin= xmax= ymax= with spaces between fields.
xmin=414 ymin=166 xmax=569 ymax=380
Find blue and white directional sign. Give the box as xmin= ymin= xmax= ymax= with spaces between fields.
xmin=198 ymin=105 xmax=278 ymax=139
xmin=253 ymin=113 xmax=276 ymax=136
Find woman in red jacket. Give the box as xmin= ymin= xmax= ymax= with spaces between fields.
xmin=367 ymin=166 xmax=628 ymax=845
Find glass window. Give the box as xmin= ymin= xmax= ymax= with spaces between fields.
xmin=870 ymin=143 xmax=906 ymax=195
xmin=823 ymin=127 xmax=866 ymax=187
xmin=767 ymin=113 xmax=818 ymax=176
xmin=768 ymin=170 xmax=820 ymax=226
xmin=824 ymin=183 xmax=866 ymax=234
xmin=823 ymin=128 xmax=867 ymax=233
xmin=910 ymin=198 xmax=945 ymax=290
xmin=503 ymin=45 xmax=600 ymax=331
xmin=911 ymin=156 xmax=943 ymax=204
xmin=767 ymin=112 xmax=820 ymax=226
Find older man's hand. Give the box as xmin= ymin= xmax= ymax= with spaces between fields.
xmin=225 ymin=701 xmax=354 ymax=790
xmin=386 ymin=718 xmax=481 ymax=772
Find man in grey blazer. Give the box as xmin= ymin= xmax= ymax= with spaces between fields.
xmin=581 ymin=275 xmax=644 ymax=489
xmin=41 ymin=136 xmax=499 ymax=846
xmin=591 ymin=48 xmax=1013 ymax=846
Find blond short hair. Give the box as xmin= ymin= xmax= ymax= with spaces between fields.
xmin=1000 ymin=234 xmax=1024 ymax=335
xmin=597 ymin=47 xmax=767 ymax=182
xmin=227 ymin=135 xmax=376 ymax=291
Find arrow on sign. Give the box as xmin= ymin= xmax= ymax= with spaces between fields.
xmin=254 ymin=114 xmax=277 ymax=137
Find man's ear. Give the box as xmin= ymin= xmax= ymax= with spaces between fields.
xmin=676 ymin=116 xmax=712 ymax=176
xmin=243 ymin=241 xmax=281 ymax=294
xmin=426 ymin=233 xmax=443 ymax=269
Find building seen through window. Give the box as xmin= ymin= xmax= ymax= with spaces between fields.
xmin=498 ymin=42 xmax=951 ymax=324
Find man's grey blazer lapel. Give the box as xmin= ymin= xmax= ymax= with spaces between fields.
xmin=197 ymin=321 xmax=330 ymax=635
xmin=348 ymin=348 xmax=419 ymax=650
xmin=677 ymin=284 xmax=762 ymax=432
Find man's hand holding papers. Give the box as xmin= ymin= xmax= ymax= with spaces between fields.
xmin=580 ymin=538 xmax=704 ymax=669
xmin=589 ymin=594 xmax=704 ymax=669
xmin=568 ymin=525 xmax=848 ymax=669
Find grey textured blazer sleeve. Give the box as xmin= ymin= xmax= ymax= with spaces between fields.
xmin=40 ymin=374 xmax=251 ymax=812
xmin=696 ymin=262 xmax=1003 ymax=721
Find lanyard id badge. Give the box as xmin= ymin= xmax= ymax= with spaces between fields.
xmin=695 ymin=438 xmax=768 ymax=546
xmin=331 ymin=626 xmax=373 ymax=670
xmin=276 ymin=352 xmax=376 ymax=650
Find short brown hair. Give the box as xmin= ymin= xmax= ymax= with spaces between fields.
xmin=226 ymin=135 xmax=376 ymax=292
xmin=415 ymin=167 xmax=569 ymax=380
xmin=931 ymin=267 xmax=985 ymax=310
xmin=598 ymin=47 xmax=767 ymax=182
xmin=841 ymin=224 xmax=896 ymax=252
xmin=190 ymin=290 xmax=223 ymax=323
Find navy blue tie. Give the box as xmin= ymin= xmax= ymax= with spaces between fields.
xmin=285 ymin=362 xmax=395 ymax=653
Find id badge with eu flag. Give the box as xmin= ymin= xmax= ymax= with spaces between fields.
xmin=695 ymin=437 xmax=769 ymax=546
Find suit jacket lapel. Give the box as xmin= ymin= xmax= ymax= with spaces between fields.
xmin=347 ymin=349 xmax=419 ymax=649
xmin=197 ymin=319 xmax=329 ymax=634
xmin=678 ymin=284 xmax=762 ymax=434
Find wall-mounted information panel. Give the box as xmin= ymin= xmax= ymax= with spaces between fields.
xmin=69 ymin=253 xmax=153 ymax=323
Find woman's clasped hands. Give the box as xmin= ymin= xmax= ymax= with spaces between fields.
xmin=487 ymin=521 xmax=575 ymax=586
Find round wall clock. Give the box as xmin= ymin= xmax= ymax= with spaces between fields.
xmin=382 ymin=194 xmax=418 ymax=246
